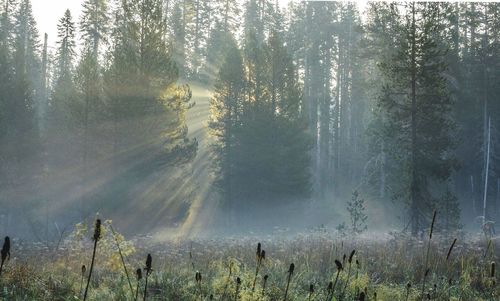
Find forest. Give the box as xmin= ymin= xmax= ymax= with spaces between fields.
xmin=0 ymin=0 xmax=499 ymax=300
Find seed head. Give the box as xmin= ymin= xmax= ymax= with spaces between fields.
xmin=256 ymin=243 xmax=261 ymax=258
xmin=196 ymin=271 xmax=202 ymax=283
xmin=309 ymin=284 xmax=314 ymax=293
xmin=429 ymin=210 xmax=437 ymax=239
xmin=1 ymin=236 xmax=10 ymax=261
xmin=93 ymin=219 xmax=101 ymax=241
xmin=136 ymin=268 xmax=142 ymax=280
xmin=81 ymin=265 xmax=86 ymax=276
xmin=446 ymin=238 xmax=457 ymax=261
xmin=288 ymin=263 xmax=295 ymax=274
xmin=348 ymin=250 xmax=356 ymax=264
xmin=327 ymin=281 xmax=333 ymax=292
xmin=359 ymin=291 xmax=365 ymax=301
xmin=335 ymin=260 xmax=343 ymax=271
xmin=491 ymin=262 xmax=496 ymax=278
xmin=145 ymin=254 xmax=152 ymax=275
xmin=260 ymin=250 xmax=266 ymax=260
xmin=236 ymin=277 xmax=241 ymax=285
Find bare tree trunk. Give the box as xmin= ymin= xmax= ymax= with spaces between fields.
xmin=482 ymin=117 xmax=491 ymax=223
xmin=410 ymin=2 xmax=419 ymax=236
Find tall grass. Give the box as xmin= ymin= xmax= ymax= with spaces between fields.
xmin=135 ymin=268 xmax=142 ymax=301
xmin=284 ymin=263 xmax=294 ymax=301
xmin=80 ymin=265 xmax=86 ymax=296
xmin=421 ymin=210 xmax=436 ymax=301
xmin=342 ymin=249 xmax=356 ymax=297
xmin=308 ymin=283 xmax=314 ymax=301
xmin=196 ymin=271 xmax=203 ymax=300
xmin=329 ymin=259 xmax=343 ymax=301
xmin=109 ymin=224 xmax=134 ymax=299
xmin=143 ymin=254 xmax=152 ymax=301
xmin=83 ymin=219 xmax=101 ymax=301
xmin=252 ymin=242 xmax=265 ymax=291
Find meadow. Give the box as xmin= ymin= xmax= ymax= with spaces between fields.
xmin=0 ymin=219 xmax=497 ymax=301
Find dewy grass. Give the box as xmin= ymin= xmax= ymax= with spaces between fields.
xmin=83 ymin=219 xmax=101 ymax=301
xmin=220 ymin=260 xmax=233 ymax=301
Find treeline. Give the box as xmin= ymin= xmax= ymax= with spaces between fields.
xmin=208 ymin=1 xmax=500 ymax=233
xmin=0 ymin=0 xmax=499 ymax=237
xmin=0 ymin=0 xmax=197 ymax=237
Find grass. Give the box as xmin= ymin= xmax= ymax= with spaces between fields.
xmin=0 ymin=225 xmax=498 ymax=301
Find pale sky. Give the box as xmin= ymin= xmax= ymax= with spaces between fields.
xmin=32 ymin=0 xmax=83 ymax=47
xmin=32 ymin=0 xmax=368 ymax=48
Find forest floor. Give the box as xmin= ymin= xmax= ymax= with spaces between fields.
xmin=0 ymin=229 xmax=498 ymax=300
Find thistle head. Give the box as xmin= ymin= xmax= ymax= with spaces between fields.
xmin=93 ymin=219 xmax=101 ymax=241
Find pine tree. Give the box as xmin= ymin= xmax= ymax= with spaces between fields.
xmin=47 ymin=9 xmax=78 ymax=169
xmin=209 ymin=29 xmax=311 ymax=224
xmin=375 ymin=2 xmax=458 ymax=235
xmin=9 ymin=0 xmax=41 ymax=184
xmin=80 ymin=0 xmax=109 ymax=57
xmin=208 ymin=36 xmax=244 ymax=218
xmin=99 ymin=0 xmax=197 ymax=219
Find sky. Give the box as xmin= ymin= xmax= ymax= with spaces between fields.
xmin=32 ymin=0 xmax=368 ymax=48
xmin=32 ymin=0 xmax=83 ymax=48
